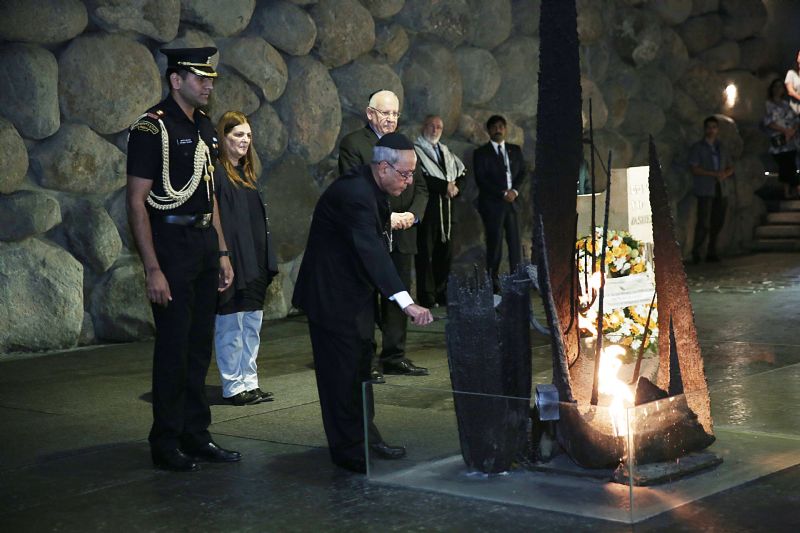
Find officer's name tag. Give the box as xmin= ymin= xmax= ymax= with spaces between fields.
xmin=177 ymin=138 xmax=194 ymax=145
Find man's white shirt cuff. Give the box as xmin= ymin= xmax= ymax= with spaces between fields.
xmin=390 ymin=291 xmax=413 ymax=309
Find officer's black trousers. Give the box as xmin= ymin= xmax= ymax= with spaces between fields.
xmin=148 ymin=222 xmax=219 ymax=453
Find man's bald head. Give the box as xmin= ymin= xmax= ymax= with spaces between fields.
xmin=366 ymin=90 xmax=400 ymax=136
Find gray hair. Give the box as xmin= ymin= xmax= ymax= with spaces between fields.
xmin=371 ymin=146 xmax=402 ymax=165
xmin=368 ymin=90 xmax=399 ymax=109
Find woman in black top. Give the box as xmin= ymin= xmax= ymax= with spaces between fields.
xmin=214 ymin=111 xmax=278 ymax=406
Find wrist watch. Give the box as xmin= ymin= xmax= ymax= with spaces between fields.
xmin=218 ymin=250 xmax=231 ymax=258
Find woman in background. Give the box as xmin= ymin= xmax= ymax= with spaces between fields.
xmin=214 ymin=111 xmax=278 ymax=406
xmin=764 ymin=79 xmax=799 ymax=199
xmin=784 ymin=50 xmax=800 ymax=115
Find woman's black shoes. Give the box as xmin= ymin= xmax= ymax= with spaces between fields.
xmin=226 ymin=390 xmax=261 ymax=405
xmin=226 ymin=389 xmax=274 ymax=406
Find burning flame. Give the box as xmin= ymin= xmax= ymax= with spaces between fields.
xmin=598 ymin=345 xmax=634 ymax=437
xmin=577 ymin=265 xmax=636 ymax=436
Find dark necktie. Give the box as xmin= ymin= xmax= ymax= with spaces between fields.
xmin=435 ymin=144 xmax=443 ymax=167
xmin=496 ymin=144 xmax=507 ymax=170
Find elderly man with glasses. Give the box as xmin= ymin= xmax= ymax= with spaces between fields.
xmin=337 ymin=90 xmax=429 ymax=383
xmin=294 ymin=133 xmax=434 ymax=473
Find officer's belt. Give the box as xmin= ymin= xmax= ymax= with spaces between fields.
xmin=156 ymin=213 xmax=213 ymax=228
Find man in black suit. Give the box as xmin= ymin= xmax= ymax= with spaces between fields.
xmin=414 ymin=115 xmax=466 ymax=307
xmin=473 ymin=115 xmax=527 ymax=292
xmin=338 ymin=90 xmax=429 ymax=381
xmin=293 ymin=133 xmax=434 ymax=473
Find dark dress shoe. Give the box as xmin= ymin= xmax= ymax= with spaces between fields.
xmin=249 ymin=388 xmax=275 ymax=402
xmin=369 ymin=441 xmax=406 ymax=460
xmin=152 ymin=448 xmax=199 ymax=472
xmin=370 ymin=368 xmax=385 ymax=383
xmin=226 ymin=390 xmax=260 ymax=406
xmin=382 ymin=360 xmax=429 ymax=376
xmin=185 ymin=442 xmax=242 ymax=463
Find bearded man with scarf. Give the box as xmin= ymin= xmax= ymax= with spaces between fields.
xmin=414 ymin=115 xmax=466 ymax=307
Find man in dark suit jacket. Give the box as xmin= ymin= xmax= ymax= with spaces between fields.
xmin=338 ymin=90 xmax=429 ymax=380
xmin=473 ymin=114 xmax=527 ymax=292
xmin=293 ymin=133 xmax=434 ymax=473
xmin=414 ymin=115 xmax=466 ymax=307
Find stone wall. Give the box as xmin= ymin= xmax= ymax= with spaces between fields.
xmin=0 ymin=0 xmax=783 ymax=354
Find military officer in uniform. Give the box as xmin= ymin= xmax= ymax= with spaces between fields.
xmin=127 ymin=47 xmax=239 ymax=472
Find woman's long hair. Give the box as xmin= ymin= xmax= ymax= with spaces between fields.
xmin=216 ymin=111 xmax=259 ymax=189
xmin=768 ymin=78 xmax=785 ymax=100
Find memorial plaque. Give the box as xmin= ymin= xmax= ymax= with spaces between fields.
xmin=576 ymin=166 xmax=653 ymax=244
xmin=588 ymin=271 xmax=656 ymax=311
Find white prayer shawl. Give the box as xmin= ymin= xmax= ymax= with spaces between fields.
xmin=414 ymin=136 xmax=465 ymax=243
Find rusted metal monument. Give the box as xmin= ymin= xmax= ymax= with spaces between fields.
xmin=446 ymin=0 xmax=716 ymax=481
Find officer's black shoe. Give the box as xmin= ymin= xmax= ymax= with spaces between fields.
xmin=369 ymin=441 xmax=406 ymax=460
xmin=249 ymin=388 xmax=275 ymax=402
xmin=227 ymin=390 xmax=261 ymax=406
xmin=382 ymin=360 xmax=429 ymax=376
xmin=333 ymin=456 xmax=367 ymax=474
xmin=370 ymin=368 xmax=386 ymax=383
xmin=152 ymin=448 xmax=199 ymax=472
xmin=185 ymin=441 xmax=242 ymax=463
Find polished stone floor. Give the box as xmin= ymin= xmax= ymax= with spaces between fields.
xmin=1 ymin=253 xmax=799 ymax=532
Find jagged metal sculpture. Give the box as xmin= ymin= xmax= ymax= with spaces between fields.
xmin=647 ymin=137 xmax=714 ymax=438
xmin=445 ymin=0 xmax=714 ymax=476
xmin=530 ymin=0 xmax=715 ymax=470
xmin=445 ymin=268 xmax=532 ymax=473
xmin=533 ymin=0 xmax=584 ymax=380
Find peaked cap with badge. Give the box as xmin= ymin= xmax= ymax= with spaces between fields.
xmin=161 ymin=47 xmax=218 ymax=78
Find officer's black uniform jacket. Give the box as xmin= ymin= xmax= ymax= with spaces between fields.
xmin=127 ymin=94 xmax=219 ymax=216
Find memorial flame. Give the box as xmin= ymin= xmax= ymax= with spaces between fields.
xmin=444 ymin=0 xmax=717 ymax=482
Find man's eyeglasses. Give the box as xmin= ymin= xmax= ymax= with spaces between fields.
xmin=369 ymin=107 xmax=401 ymax=119
xmin=384 ymin=161 xmax=414 ymax=181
